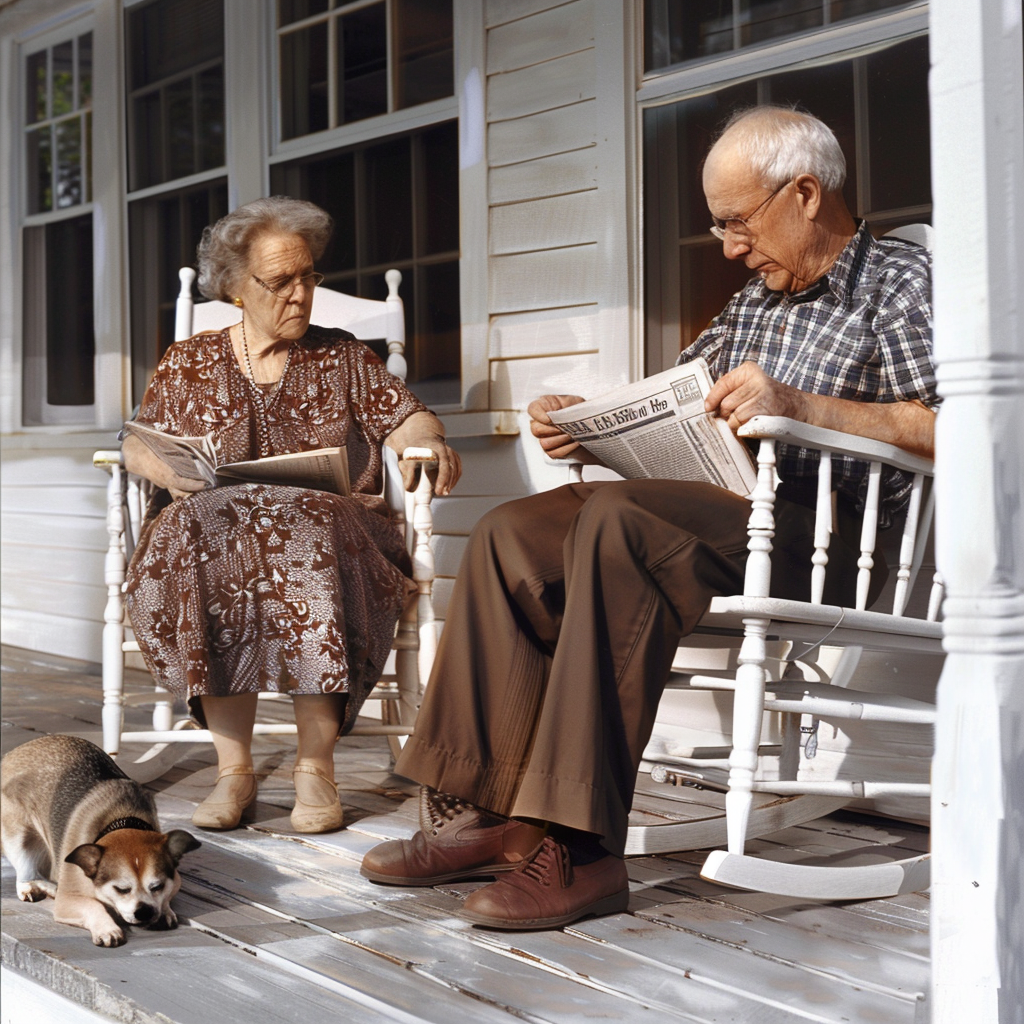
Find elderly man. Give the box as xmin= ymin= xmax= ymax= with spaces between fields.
xmin=361 ymin=106 xmax=938 ymax=930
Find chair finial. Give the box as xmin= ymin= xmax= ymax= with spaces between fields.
xmin=385 ymin=269 xmax=402 ymax=300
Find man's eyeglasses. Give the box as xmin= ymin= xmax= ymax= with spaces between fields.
xmin=710 ymin=182 xmax=789 ymax=241
xmin=252 ymin=271 xmax=325 ymax=297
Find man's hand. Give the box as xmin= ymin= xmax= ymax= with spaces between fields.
xmin=705 ymin=360 xmax=935 ymax=458
xmin=527 ymin=394 xmax=601 ymax=462
xmin=704 ymin=361 xmax=810 ymax=430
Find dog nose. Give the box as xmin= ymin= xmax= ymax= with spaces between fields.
xmin=134 ymin=903 xmax=156 ymax=923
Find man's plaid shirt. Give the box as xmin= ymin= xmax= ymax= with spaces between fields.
xmin=679 ymin=221 xmax=937 ymax=525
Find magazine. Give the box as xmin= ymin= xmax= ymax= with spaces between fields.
xmin=547 ymin=358 xmax=757 ymax=497
xmin=122 ymin=421 xmax=350 ymax=496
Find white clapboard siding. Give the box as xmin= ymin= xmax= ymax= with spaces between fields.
xmin=490 ymin=351 xmax=602 ymax=409
xmin=486 ymin=0 xmax=593 ymax=73
xmin=487 ymin=49 xmax=595 ymax=122
xmin=487 ymin=99 xmax=596 ymax=167
xmin=489 ymin=245 xmax=598 ymax=313
xmin=486 ymin=0 xmax=576 ymax=29
xmin=489 ymin=191 xmax=598 ymax=256
xmin=489 ymin=148 xmax=598 ymax=204
xmin=491 ymin=305 xmax=599 ymax=359
xmin=2 ymin=543 xmax=105 ymax=585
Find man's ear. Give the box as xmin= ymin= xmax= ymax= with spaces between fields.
xmin=793 ymin=173 xmax=823 ymax=220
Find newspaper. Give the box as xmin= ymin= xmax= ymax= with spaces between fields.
xmin=547 ymin=359 xmax=757 ymax=497
xmin=122 ymin=421 xmax=351 ymax=495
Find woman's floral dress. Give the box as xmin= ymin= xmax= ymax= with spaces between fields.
xmin=125 ymin=326 xmax=426 ymax=734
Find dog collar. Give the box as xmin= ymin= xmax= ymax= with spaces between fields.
xmin=95 ymin=816 xmax=156 ymax=841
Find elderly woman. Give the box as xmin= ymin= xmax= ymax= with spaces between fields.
xmin=123 ymin=196 xmax=460 ymax=834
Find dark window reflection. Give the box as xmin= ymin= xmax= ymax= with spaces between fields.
xmin=280 ymin=23 xmax=329 ymax=139
xmin=278 ymin=0 xmax=329 ymax=28
xmin=338 ymin=3 xmax=388 ymax=124
xmin=27 ymin=127 xmax=53 ymax=214
xmin=45 ymin=213 xmax=94 ymax=405
xmin=365 ymin=139 xmax=413 ymax=266
xmin=395 ymin=0 xmax=454 ymax=109
xmin=26 ymin=50 xmax=47 ymax=123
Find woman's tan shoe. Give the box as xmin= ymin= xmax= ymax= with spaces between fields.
xmin=291 ymin=763 xmax=344 ymax=833
xmin=192 ymin=765 xmax=258 ymax=830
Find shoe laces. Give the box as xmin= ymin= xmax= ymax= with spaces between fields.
xmin=421 ymin=788 xmax=472 ymax=835
xmin=520 ymin=836 xmax=572 ymax=887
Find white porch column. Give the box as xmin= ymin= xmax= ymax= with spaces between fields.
xmin=929 ymin=0 xmax=1024 ymax=1021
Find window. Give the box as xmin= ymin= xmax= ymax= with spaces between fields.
xmin=21 ymin=25 xmax=95 ymax=426
xmin=644 ymin=0 xmax=916 ymax=72
xmin=271 ymin=120 xmax=460 ymax=404
xmin=643 ymin=32 xmax=931 ymax=373
xmin=125 ymin=0 xmax=225 ymax=191
xmin=277 ymin=0 xmax=453 ymax=141
xmin=129 ymin=182 xmax=229 ymax=404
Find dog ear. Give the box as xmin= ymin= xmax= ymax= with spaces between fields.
xmin=66 ymin=844 xmax=105 ymax=878
xmin=164 ymin=830 xmax=201 ymax=864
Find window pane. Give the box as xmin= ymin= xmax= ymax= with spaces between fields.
xmin=364 ymin=138 xmax=413 ymax=265
xmin=79 ymin=33 xmax=92 ymax=108
xmin=280 ymin=23 xmax=329 ymax=139
xmin=26 ymin=50 xmax=48 ymax=123
xmin=129 ymin=181 xmax=228 ymax=403
xmin=680 ymin=242 xmax=753 ymax=351
xmin=765 ymin=62 xmax=857 ymax=213
xmin=85 ymin=111 xmax=92 ymax=202
xmin=645 ymin=0 xmax=734 ymax=70
xmin=45 ymin=213 xmax=94 ymax=405
xmin=832 ymin=0 xmax=910 ymax=21
xmin=197 ymin=67 xmax=225 ymax=172
xmin=418 ymin=121 xmax=459 ymax=255
xmin=867 ymin=36 xmax=930 ymax=214
xmin=54 ymin=118 xmax=82 ymax=208
xmin=271 ymin=153 xmax=358 ymax=273
xmin=740 ymin=0 xmax=822 ymax=47
xmin=278 ymin=0 xmax=329 ymax=27
xmin=166 ymin=78 xmax=196 ymax=180
xmin=395 ymin=0 xmax=453 ymax=109
xmin=52 ymin=41 xmax=74 ymax=117
xmin=128 ymin=0 xmax=223 ymax=90
xmin=132 ymin=91 xmax=164 ymax=190
xmin=413 ymin=259 xmax=460 ymax=404
xmin=26 ymin=127 xmax=53 ymax=214
xmin=337 ymin=3 xmax=388 ymax=125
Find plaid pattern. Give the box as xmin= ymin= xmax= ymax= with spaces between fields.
xmin=680 ymin=221 xmax=937 ymax=524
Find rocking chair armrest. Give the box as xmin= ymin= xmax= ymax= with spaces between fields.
xmin=93 ymin=449 xmax=125 ymax=471
xmin=738 ymin=416 xmax=934 ymax=476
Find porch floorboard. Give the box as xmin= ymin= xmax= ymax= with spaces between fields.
xmin=1 ymin=646 xmax=930 ymax=1023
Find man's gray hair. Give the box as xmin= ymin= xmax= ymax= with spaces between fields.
xmin=196 ymin=196 xmax=333 ymax=300
xmin=717 ymin=106 xmax=847 ymax=192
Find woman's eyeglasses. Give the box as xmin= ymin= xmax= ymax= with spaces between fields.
xmin=252 ymin=271 xmax=325 ymax=297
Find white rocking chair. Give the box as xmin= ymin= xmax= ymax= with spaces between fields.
xmin=93 ymin=268 xmax=437 ymax=781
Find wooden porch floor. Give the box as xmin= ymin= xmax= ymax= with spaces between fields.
xmin=1 ymin=646 xmax=930 ymax=1024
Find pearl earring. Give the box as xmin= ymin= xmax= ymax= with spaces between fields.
xmin=233 ymin=297 xmax=243 ymax=308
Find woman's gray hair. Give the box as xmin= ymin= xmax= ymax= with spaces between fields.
xmin=716 ymin=106 xmax=847 ymax=192
xmin=196 ymin=196 xmax=333 ymax=300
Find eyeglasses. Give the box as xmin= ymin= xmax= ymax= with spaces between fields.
xmin=251 ymin=271 xmax=325 ymax=297
xmin=710 ymin=182 xmax=789 ymax=241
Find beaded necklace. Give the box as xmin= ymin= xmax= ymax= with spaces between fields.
xmin=240 ymin=318 xmax=293 ymax=459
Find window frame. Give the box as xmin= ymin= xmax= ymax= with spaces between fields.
xmin=17 ymin=12 xmax=99 ymax=429
xmin=636 ymin=2 xmax=931 ymax=374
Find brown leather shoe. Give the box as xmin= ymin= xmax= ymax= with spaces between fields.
xmin=460 ymin=836 xmax=629 ymax=930
xmin=361 ymin=789 xmax=545 ymax=886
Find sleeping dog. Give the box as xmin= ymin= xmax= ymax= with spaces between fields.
xmin=1 ymin=734 xmax=200 ymax=946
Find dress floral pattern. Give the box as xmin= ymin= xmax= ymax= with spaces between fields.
xmin=125 ymin=326 xmax=427 ymax=734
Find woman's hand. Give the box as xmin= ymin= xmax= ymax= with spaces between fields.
xmin=386 ymin=411 xmax=462 ymax=496
xmin=122 ymin=435 xmax=210 ymax=500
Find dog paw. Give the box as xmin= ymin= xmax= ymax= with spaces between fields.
xmin=149 ymin=909 xmax=178 ymax=930
xmin=16 ymin=881 xmax=52 ymax=902
xmin=91 ymin=924 xmax=126 ymax=947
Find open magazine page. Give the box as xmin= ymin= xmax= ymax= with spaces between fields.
xmin=215 ymin=447 xmax=350 ymax=495
xmin=122 ymin=421 xmax=218 ymax=486
xmin=548 ymin=359 xmax=757 ymax=497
